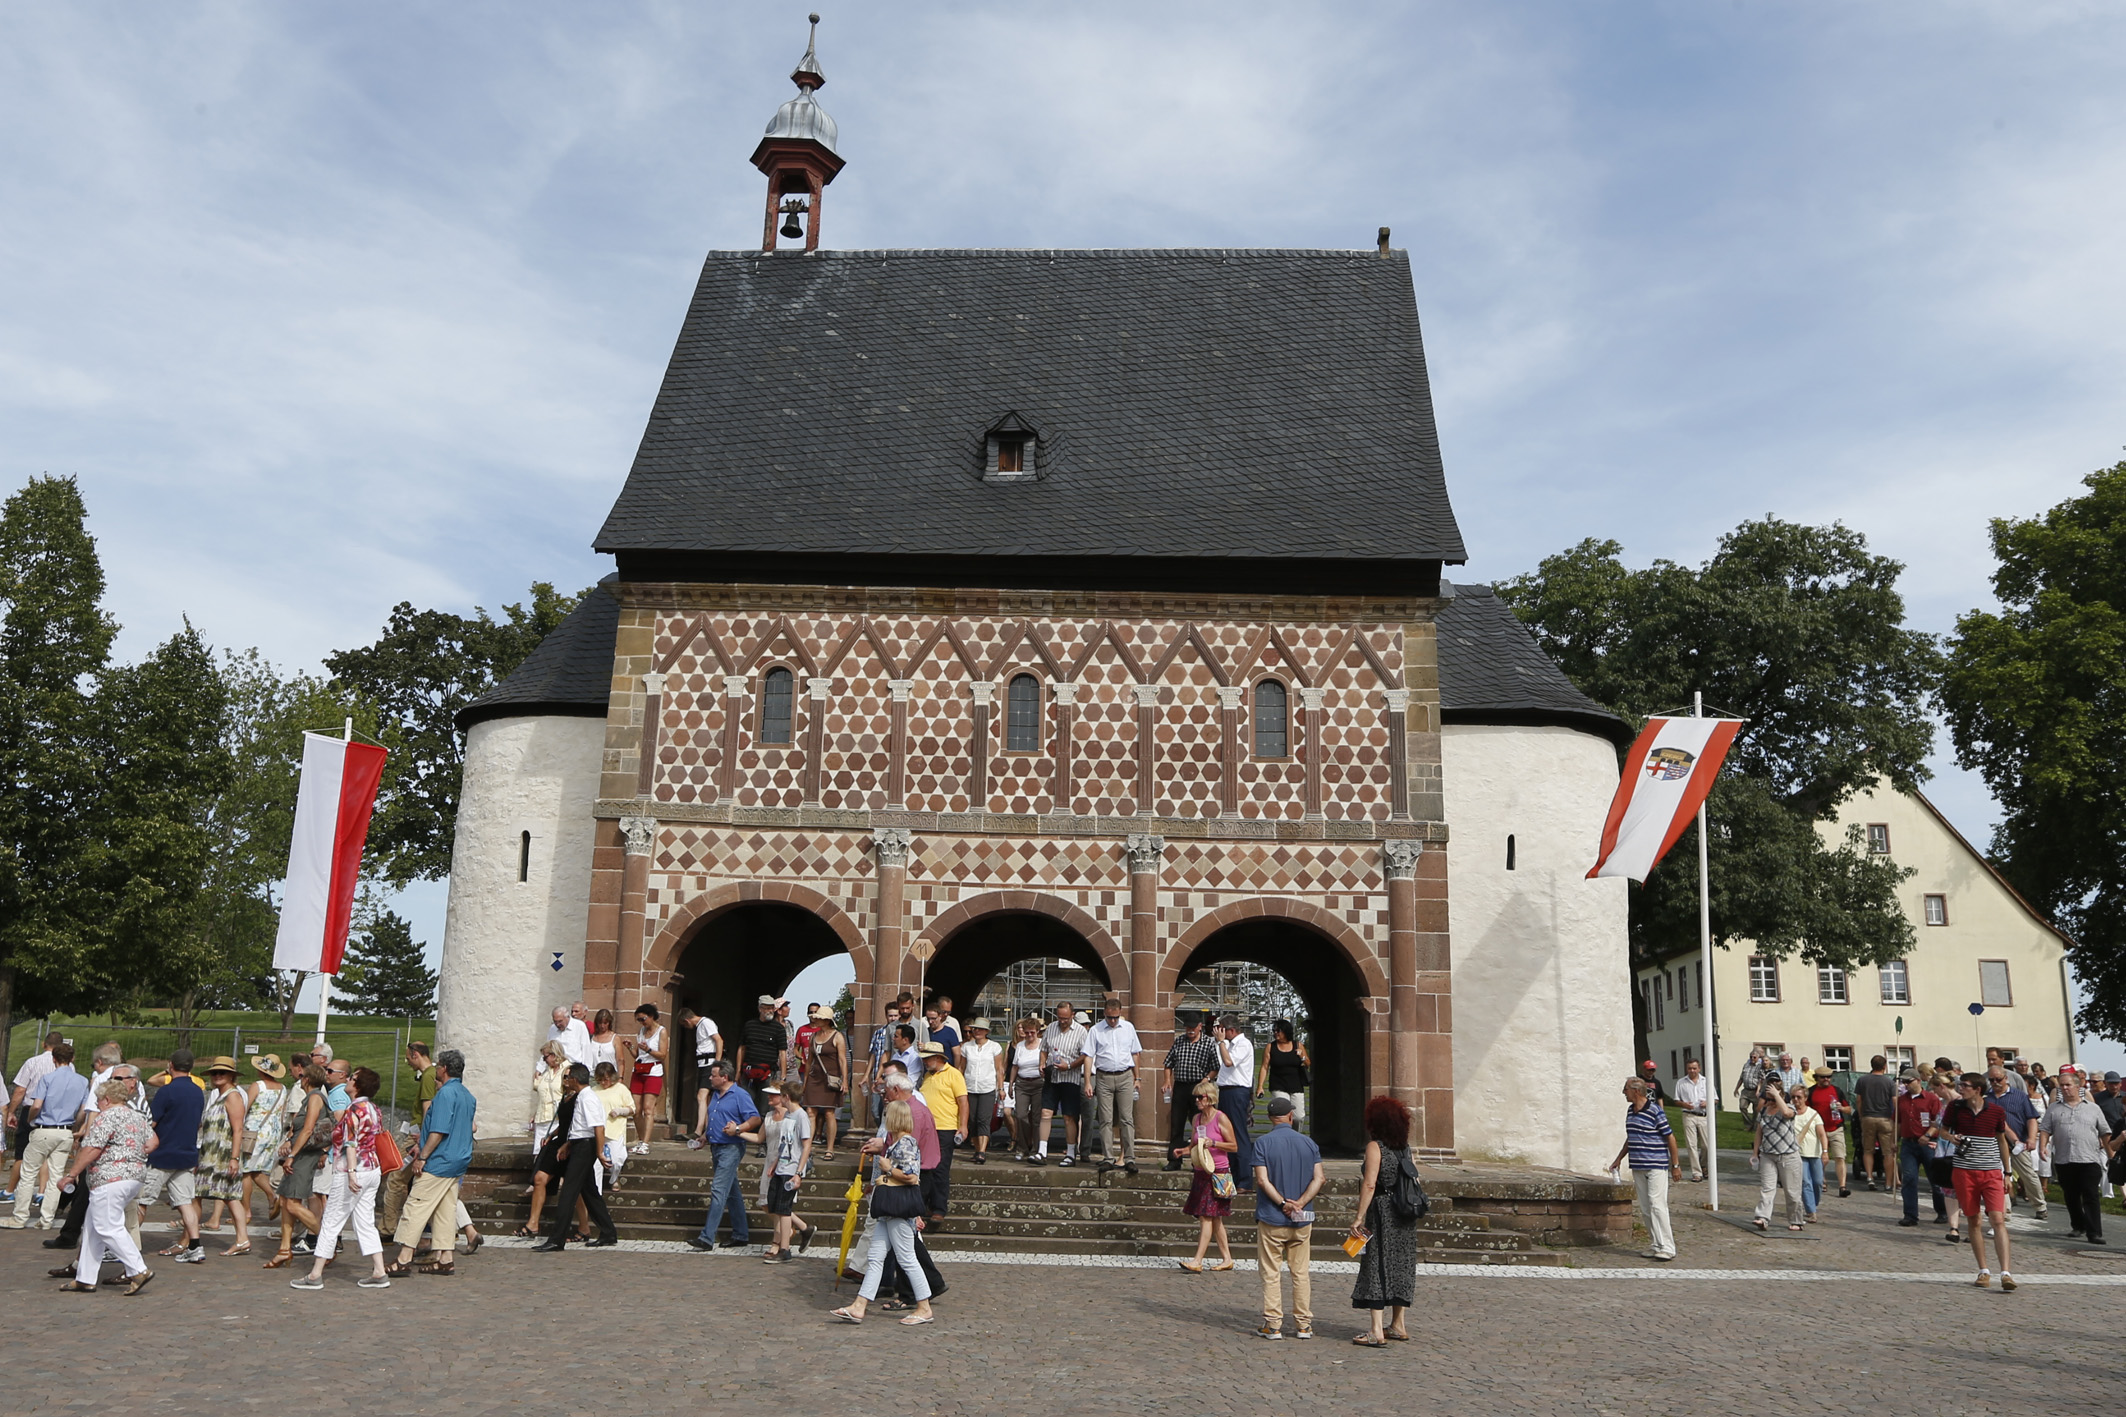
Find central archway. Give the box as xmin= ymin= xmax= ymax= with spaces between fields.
xmin=909 ymin=893 xmax=1128 ymax=1014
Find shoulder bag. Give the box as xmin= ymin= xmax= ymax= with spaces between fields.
xmin=1385 ymin=1147 xmax=1430 ymax=1222
xmin=870 ymin=1181 xmax=925 ymax=1219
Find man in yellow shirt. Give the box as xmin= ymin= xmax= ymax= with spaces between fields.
xmin=916 ymin=1043 xmax=969 ymax=1222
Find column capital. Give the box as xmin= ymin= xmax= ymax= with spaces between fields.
xmin=1383 ymin=838 xmax=1423 ymax=880
xmin=968 ymin=680 xmax=997 ymax=707
xmin=873 ymin=827 xmax=913 ymax=870
xmin=1215 ymin=685 xmax=1244 ymax=711
xmin=641 ymin=671 xmax=667 ymax=697
xmin=722 ymin=673 xmax=749 ymax=699
xmin=1131 ymin=683 xmax=1159 ymax=709
xmin=619 ymin=816 xmax=659 ymax=857
xmin=1050 ymin=681 xmax=1078 ymax=706
xmin=887 ymin=679 xmax=913 ymax=703
xmin=806 ymin=675 xmax=833 ymax=701
xmin=1124 ymin=833 xmax=1166 ymax=875
xmin=1382 ymin=688 xmax=1410 ymax=714
xmin=1299 ymin=686 xmax=1327 ymax=710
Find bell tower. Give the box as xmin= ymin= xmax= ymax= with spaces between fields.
xmin=751 ymin=13 xmax=844 ymax=253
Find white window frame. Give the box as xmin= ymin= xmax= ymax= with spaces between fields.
xmin=1866 ymin=823 xmax=1891 ymax=855
xmin=1822 ymin=1046 xmax=1854 ymax=1073
xmin=1878 ymin=959 xmax=1910 ymax=1005
xmin=1817 ymin=965 xmax=1849 ymax=1005
xmin=1883 ymin=1046 xmax=1915 ymax=1072
xmin=1923 ymin=893 xmax=1948 ymax=927
xmin=1748 ymin=955 xmax=1780 ymax=1003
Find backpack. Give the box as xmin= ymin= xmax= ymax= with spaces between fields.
xmin=1385 ymin=1147 xmax=1429 ymax=1222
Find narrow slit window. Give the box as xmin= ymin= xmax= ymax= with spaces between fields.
xmin=759 ymin=667 xmax=794 ymax=745
xmin=1253 ymin=680 xmax=1288 ymax=757
xmin=1006 ymin=674 xmax=1041 ymax=752
xmin=1505 ymin=834 xmax=1516 ymax=871
xmin=518 ymin=830 xmax=531 ymax=883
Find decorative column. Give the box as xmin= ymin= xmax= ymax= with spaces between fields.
xmin=1382 ymin=688 xmax=1410 ymax=820
xmin=636 ymin=672 xmax=666 ymax=797
xmin=717 ymin=674 xmax=748 ymax=800
xmin=1216 ymin=685 xmax=1243 ymax=815
xmin=802 ymin=676 xmax=831 ymax=802
xmin=1049 ymin=681 xmax=1077 ymax=813
xmin=886 ymin=680 xmax=912 ymax=807
xmin=870 ymin=828 xmax=912 ymax=1021
xmin=1385 ymin=837 xmax=1453 ymax=1156
xmin=967 ymin=682 xmax=995 ymax=808
xmin=1300 ymin=686 xmax=1326 ymax=819
xmin=1125 ymin=832 xmax=1165 ymax=1146
xmin=616 ymin=815 xmax=658 ymax=1013
xmin=1132 ymin=684 xmax=1159 ymax=813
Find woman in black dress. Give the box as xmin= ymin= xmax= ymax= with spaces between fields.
xmin=1348 ymin=1094 xmax=1418 ymax=1346
xmin=1255 ymin=1020 xmax=1311 ymax=1131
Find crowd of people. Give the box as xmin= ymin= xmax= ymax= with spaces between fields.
xmin=1624 ymin=1045 xmax=2125 ymax=1288
xmin=4 ymin=1032 xmax=483 ymax=1295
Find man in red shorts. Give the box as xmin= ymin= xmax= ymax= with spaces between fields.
xmin=1935 ymin=1071 xmax=2020 ymax=1290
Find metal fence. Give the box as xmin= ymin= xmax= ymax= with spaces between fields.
xmin=26 ymin=1021 xmax=415 ymax=1116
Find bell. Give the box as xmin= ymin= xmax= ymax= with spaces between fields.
xmin=780 ymin=209 xmax=805 ymax=240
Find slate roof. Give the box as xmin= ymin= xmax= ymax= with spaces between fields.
xmin=594 ymin=249 xmax=1466 ymax=568
xmin=455 ymin=578 xmax=621 ymax=731
xmin=1435 ymin=582 xmax=1631 ymax=745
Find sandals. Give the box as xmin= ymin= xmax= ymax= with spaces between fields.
xmin=57 ymin=1280 xmax=97 ymax=1293
xmin=124 ymin=1270 xmax=154 ymax=1296
xmin=511 ymin=1226 xmax=538 ymax=1239
xmin=1751 ymin=1219 xmax=1768 ymax=1231
xmin=463 ymin=1231 xmax=483 ymax=1254
xmin=222 ymin=1242 xmax=251 ymax=1256
xmin=1384 ymin=1331 xmax=1409 ymax=1342
xmin=158 ymin=1241 xmax=190 ymax=1257
xmin=1787 ymin=1224 xmax=1805 ymax=1232
xmin=1207 ymin=1260 xmax=1234 ymax=1272
xmin=417 ymin=1260 xmax=456 ymax=1276
xmin=900 ymin=1313 xmax=935 ymax=1325
xmin=262 ymin=1252 xmax=294 ymax=1269
xmin=1352 ymin=1334 xmax=1387 ymax=1348
xmin=830 ymin=1307 xmax=863 ymax=1324
xmin=384 ymin=1261 xmax=415 ymax=1278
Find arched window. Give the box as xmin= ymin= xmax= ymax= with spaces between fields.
xmin=759 ymin=667 xmax=794 ymax=745
xmin=1253 ymin=679 xmax=1287 ymax=757
xmin=1006 ymin=673 xmax=1042 ymax=752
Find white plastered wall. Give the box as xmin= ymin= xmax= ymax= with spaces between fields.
xmin=1444 ymin=723 xmax=1631 ymax=1175
xmin=433 ymin=713 xmax=604 ymax=1131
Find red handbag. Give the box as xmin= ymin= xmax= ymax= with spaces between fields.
xmin=374 ymin=1126 xmax=405 ymax=1173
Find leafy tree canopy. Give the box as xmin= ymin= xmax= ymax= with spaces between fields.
xmin=1941 ymin=461 xmax=2126 ymax=1039
xmin=335 ymin=907 xmax=437 ymax=1019
xmin=326 ymin=582 xmax=586 ymax=886
xmin=1499 ymin=519 xmax=1940 ymax=968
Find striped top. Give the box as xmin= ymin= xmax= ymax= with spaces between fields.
xmin=1623 ymin=1100 xmax=1674 ymax=1170
xmin=1947 ymin=1100 xmax=2008 ymax=1171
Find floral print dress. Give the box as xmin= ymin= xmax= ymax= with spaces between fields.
xmin=194 ymin=1087 xmax=243 ymax=1200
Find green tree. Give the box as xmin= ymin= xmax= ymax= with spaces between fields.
xmin=335 ymin=909 xmax=437 ymax=1019
xmin=326 ymin=582 xmax=586 ymax=885
xmin=1498 ymin=519 xmax=1938 ymax=969
xmin=1940 ymin=461 xmax=2126 ymax=1040
xmin=81 ymin=624 xmax=234 ymax=1026
xmin=0 ymin=477 xmax=118 ymax=1053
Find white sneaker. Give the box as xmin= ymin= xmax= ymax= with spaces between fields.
xmin=632 ymin=1143 xmax=649 ymax=1155
xmin=175 ymin=1247 xmax=205 ymax=1264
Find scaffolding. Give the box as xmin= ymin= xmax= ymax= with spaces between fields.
xmin=967 ymin=958 xmax=1306 ymax=1050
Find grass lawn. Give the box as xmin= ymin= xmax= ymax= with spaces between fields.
xmin=7 ymin=1010 xmax=436 ymax=1116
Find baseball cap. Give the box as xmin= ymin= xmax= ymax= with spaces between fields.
xmin=2106 ymin=1071 xmax=2122 ymax=1084
xmin=1266 ymin=1096 xmax=1295 ymax=1117
xmin=1642 ymin=1060 xmax=1657 ymax=1069
xmin=760 ymin=1083 xmax=781 ymax=1096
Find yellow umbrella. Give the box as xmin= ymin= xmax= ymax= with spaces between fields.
xmin=832 ymin=1168 xmax=865 ymax=1290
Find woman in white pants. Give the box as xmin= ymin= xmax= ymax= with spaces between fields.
xmin=55 ymin=1077 xmax=157 ymax=1296
xmin=292 ymin=1067 xmax=390 ymax=1290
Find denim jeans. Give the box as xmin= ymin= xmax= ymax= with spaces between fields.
xmin=1899 ymin=1137 xmax=1942 ymax=1222
xmin=695 ymin=1143 xmax=748 ymax=1245
xmin=1801 ymin=1156 xmax=1824 ymax=1215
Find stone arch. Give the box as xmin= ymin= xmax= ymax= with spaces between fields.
xmin=1160 ymin=895 xmax=1389 ymax=1001
xmin=647 ymin=880 xmax=871 ymax=983
xmin=913 ymin=890 xmax=1129 ymax=995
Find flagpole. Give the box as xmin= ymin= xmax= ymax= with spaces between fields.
xmin=313 ymin=715 xmax=353 ymax=1050
xmin=1695 ymin=691 xmax=1718 ymax=1212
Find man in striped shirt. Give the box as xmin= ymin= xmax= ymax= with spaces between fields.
xmin=1610 ymin=1077 xmax=1680 ymax=1262
xmin=1938 ymin=1072 xmax=2019 ymax=1290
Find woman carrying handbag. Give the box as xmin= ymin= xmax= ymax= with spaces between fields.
xmin=1173 ymin=1081 xmax=1237 ymax=1273
xmin=830 ymin=1100 xmax=935 ymax=1326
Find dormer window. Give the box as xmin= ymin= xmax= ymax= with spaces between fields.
xmin=981 ymin=412 xmax=1039 ymax=482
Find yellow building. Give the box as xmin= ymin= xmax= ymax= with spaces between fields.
xmin=1637 ymin=783 xmax=2074 ymax=1102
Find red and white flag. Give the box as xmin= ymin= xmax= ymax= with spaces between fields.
xmin=1587 ymin=716 xmax=1741 ymax=882
xmin=273 ymin=732 xmax=389 ymax=975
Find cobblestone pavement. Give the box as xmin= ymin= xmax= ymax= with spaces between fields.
xmin=6 ymin=1233 xmax=2122 ymax=1415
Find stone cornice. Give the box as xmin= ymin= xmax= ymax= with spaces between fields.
xmin=594 ymin=797 xmax=1446 ymax=843
xmin=616 ymin=580 xmax=1445 ymax=625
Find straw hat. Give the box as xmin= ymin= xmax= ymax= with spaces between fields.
xmin=808 ymin=1005 xmax=834 ymax=1022
xmin=202 ymin=1056 xmax=239 ymax=1076
xmin=251 ymin=1053 xmax=287 ymax=1079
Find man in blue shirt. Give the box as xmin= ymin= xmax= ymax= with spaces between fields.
xmin=1251 ymin=1096 xmax=1324 ymax=1339
xmin=140 ymin=1048 xmax=207 ymax=1263
xmin=1611 ymin=1077 xmax=1680 ymax=1262
xmin=1989 ymin=1067 xmax=2046 ymax=1220
xmin=391 ymin=1049 xmax=477 ymax=1275
xmin=2 ymin=1042 xmax=88 ymax=1230
xmin=688 ymin=1061 xmax=759 ymax=1250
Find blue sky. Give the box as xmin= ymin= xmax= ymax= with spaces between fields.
xmin=5 ymin=3 xmax=2122 ymax=1054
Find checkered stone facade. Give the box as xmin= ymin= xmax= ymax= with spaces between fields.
xmin=581 ymin=584 xmax=1458 ymax=1155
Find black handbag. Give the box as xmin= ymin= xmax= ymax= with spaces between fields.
xmin=870 ymin=1183 xmax=925 ymax=1219
xmin=1924 ymin=1156 xmax=1954 ymax=1189
xmin=1385 ymin=1147 xmax=1429 ymax=1222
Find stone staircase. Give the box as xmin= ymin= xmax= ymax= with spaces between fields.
xmin=459 ymin=1145 xmax=1583 ymax=1266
